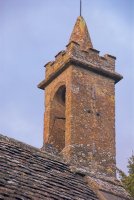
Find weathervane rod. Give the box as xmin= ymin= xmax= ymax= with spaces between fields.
xmin=80 ymin=0 xmax=82 ymax=16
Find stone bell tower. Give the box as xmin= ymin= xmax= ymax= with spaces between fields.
xmin=38 ymin=16 xmax=123 ymax=177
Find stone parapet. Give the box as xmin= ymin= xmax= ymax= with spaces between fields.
xmin=38 ymin=40 xmax=122 ymax=90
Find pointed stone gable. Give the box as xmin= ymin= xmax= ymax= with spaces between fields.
xmin=69 ymin=16 xmax=93 ymax=50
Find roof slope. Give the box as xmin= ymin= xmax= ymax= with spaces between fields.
xmin=0 ymin=134 xmax=98 ymax=200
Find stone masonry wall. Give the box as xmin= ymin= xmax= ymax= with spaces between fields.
xmin=61 ymin=65 xmax=116 ymax=177
xmin=43 ymin=63 xmax=116 ymax=176
xmin=38 ymin=16 xmax=123 ymax=178
xmin=38 ymin=36 xmax=122 ymax=177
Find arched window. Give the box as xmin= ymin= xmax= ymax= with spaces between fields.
xmin=50 ymin=85 xmax=66 ymax=152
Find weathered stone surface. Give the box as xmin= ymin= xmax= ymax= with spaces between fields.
xmin=69 ymin=166 xmax=132 ymax=200
xmin=69 ymin=16 xmax=93 ymax=50
xmin=38 ymin=16 xmax=122 ymax=177
xmin=85 ymin=175 xmax=132 ymax=200
xmin=38 ymin=42 xmax=122 ymax=88
xmin=0 ymin=134 xmax=99 ymax=200
xmin=0 ymin=11 xmax=132 ymax=200
xmin=0 ymin=134 xmax=132 ymax=200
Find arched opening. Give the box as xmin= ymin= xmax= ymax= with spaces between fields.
xmin=50 ymin=85 xmax=66 ymax=152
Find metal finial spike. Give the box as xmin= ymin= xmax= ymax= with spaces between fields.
xmin=80 ymin=0 xmax=82 ymax=16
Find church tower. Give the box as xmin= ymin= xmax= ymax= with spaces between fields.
xmin=38 ymin=16 xmax=123 ymax=177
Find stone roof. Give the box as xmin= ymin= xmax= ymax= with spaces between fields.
xmin=0 ymin=134 xmax=99 ymax=200
xmin=0 ymin=134 xmax=132 ymax=200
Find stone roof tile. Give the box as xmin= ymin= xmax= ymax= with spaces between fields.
xmin=0 ymin=134 xmax=98 ymax=200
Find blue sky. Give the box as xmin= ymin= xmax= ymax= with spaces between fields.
xmin=0 ymin=0 xmax=134 ymax=173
